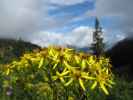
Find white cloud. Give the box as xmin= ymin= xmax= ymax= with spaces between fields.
xmin=0 ymin=0 xmax=44 ymax=35
xmin=87 ymin=0 xmax=133 ymax=37
xmin=0 ymin=0 xmax=90 ymax=40
xmin=31 ymin=26 xmax=94 ymax=47
xmin=31 ymin=26 xmax=122 ymax=48
xmin=0 ymin=0 xmax=72 ymax=38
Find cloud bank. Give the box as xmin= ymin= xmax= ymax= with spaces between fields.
xmin=31 ymin=26 xmax=94 ymax=47
xmin=0 ymin=0 xmax=95 ymax=47
xmin=89 ymin=0 xmax=133 ymax=37
xmin=31 ymin=26 xmax=124 ymax=48
xmin=0 ymin=0 xmax=44 ymax=37
xmin=0 ymin=0 xmax=132 ymax=47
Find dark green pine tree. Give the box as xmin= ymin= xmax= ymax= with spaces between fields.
xmin=91 ymin=17 xmax=105 ymax=57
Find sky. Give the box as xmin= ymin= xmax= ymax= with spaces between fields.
xmin=0 ymin=0 xmax=132 ymax=47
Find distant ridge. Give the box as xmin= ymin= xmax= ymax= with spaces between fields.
xmin=106 ymin=37 xmax=133 ymax=80
xmin=0 ymin=38 xmax=41 ymax=63
xmin=106 ymin=37 xmax=133 ymax=67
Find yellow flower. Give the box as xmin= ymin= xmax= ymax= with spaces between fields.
xmin=52 ymin=68 xmax=70 ymax=84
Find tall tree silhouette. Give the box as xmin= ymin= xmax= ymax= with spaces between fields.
xmin=91 ymin=17 xmax=104 ymax=57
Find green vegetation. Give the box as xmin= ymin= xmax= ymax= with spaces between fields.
xmin=0 ymin=38 xmax=40 ymax=64
xmin=0 ymin=46 xmax=114 ymax=100
xmin=109 ymin=77 xmax=133 ymax=100
xmin=91 ymin=18 xmax=105 ymax=57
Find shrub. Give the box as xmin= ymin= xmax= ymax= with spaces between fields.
xmin=108 ymin=77 xmax=133 ymax=100
xmin=0 ymin=46 xmax=114 ymax=100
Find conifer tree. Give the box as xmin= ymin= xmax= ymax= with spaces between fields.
xmin=91 ymin=17 xmax=104 ymax=57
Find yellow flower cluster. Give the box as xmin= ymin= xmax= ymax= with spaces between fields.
xmin=3 ymin=46 xmax=114 ymax=95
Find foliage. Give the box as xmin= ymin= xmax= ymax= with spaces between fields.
xmin=0 ymin=46 xmax=114 ymax=100
xmin=91 ymin=18 xmax=105 ymax=57
xmin=108 ymin=77 xmax=133 ymax=100
xmin=0 ymin=38 xmax=40 ymax=64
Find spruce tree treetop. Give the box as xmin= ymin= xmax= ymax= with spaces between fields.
xmin=91 ymin=17 xmax=104 ymax=57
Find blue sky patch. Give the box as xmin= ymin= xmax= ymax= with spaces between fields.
xmin=49 ymin=1 xmax=94 ymax=18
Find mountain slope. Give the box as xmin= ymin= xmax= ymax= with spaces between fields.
xmin=0 ymin=38 xmax=41 ymax=63
xmin=106 ymin=38 xmax=133 ymax=80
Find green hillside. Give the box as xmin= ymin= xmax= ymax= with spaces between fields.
xmin=0 ymin=38 xmax=41 ymax=64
